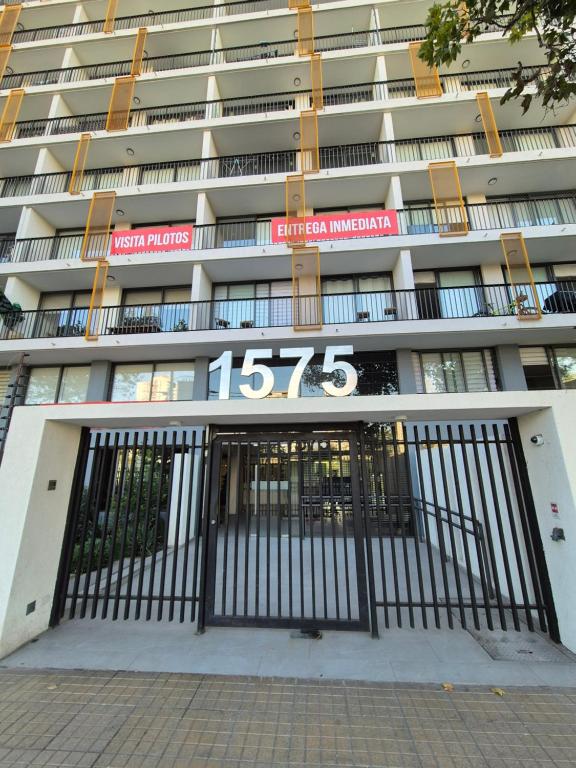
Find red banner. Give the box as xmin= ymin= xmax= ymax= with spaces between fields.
xmin=110 ymin=225 xmax=194 ymax=256
xmin=271 ymin=210 xmax=398 ymax=244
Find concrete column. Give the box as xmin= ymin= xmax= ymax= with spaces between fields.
xmin=191 ymin=263 xmax=212 ymax=330
xmin=47 ymin=94 xmax=73 ymax=120
xmin=386 ymin=176 xmax=403 ymax=210
xmin=0 ymin=411 xmax=82 ymax=659
xmin=34 ymin=148 xmax=66 ymax=176
xmin=517 ymin=406 xmax=576 ymax=653
xmin=495 ymin=346 xmax=527 ymax=392
xmin=206 ymin=75 xmax=222 ymax=119
xmin=5 ymin=276 xmax=40 ymax=310
xmin=380 ymin=112 xmax=395 ymax=162
xmin=396 ymin=349 xmax=417 ymax=394
xmin=374 ymin=54 xmax=388 ymax=100
xmin=73 ymin=3 xmax=89 ymax=23
xmin=201 ymin=131 xmax=218 ymax=180
xmin=393 ymin=249 xmax=417 ymax=322
xmin=86 ymin=361 xmax=112 ymax=402
xmin=192 ymin=358 xmax=210 ymax=401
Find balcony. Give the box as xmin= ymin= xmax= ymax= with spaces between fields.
xmin=2 ymin=193 xmax=575 ymax=266
xmin=1 ymin=282 xmax=574 ymax=342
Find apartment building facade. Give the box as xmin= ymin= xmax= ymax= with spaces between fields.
xmin=0 ymin=0 xmax=575 ymax=660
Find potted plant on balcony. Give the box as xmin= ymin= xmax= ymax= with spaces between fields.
xmin=0 ymin=290 xmax=23 ymax=330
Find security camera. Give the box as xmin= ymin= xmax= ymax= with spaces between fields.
xmin=530 ymin=434 xmax=544 ymax=446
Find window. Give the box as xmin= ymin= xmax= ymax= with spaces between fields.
xmin=414 ymin=350 xmax=497 ymax=393
xmin=520 ymin=347 xmax=556 ymax=390
xmin=121 ymin=286 xmax=191 ymax=332
xmin=322 ymin=274 xmax=394 ymax=322
xmin=25 ymin=366 xmax=90 ymax=404
xmin=212 ymin=281 xmax=291 ymax=329
xmin=111 ymin=362 xmax=195 ymax=402
xmin=37 ymin=291 xmax=91 ymax=337
xmin=554 ymin=348 xmax=576 ymax=389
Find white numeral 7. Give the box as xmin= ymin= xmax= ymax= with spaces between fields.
xmin=279 ymin=347 xmax=315 ymax=399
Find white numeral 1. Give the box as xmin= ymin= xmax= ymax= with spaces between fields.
xmin=209 ymin=350 xmax=232 ymax=400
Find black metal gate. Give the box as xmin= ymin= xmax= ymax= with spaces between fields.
xmin=53 ymin=420 xmax=556 ymax=640
xmin=200 ymin=430 xmax=370 ymax=630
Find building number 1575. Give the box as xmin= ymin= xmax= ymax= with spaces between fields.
xmin=208 ymin=345 xmax=358 ymax=400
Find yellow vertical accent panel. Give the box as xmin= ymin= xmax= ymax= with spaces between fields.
xmin=289 ymin=0 xmax=310 ymax=8
xmin=103 ymin=0 xmax=118 ymax=34
xmin=297 ymin=7 xmax=314 ymax=56
xmin=428 ymin=161 xmax=468 ymax=237
xmin=0 ymin=45 xmax=11 ymax=81
xmin=85 ymin=260 xmax=109 ymax=341
xmin=0 ymin=5 xmax=22 ymax=46
xmin=310 ymin=53 xmax=323 ymax=110
xmin=300 ymin=108 xmax=319 ymax=174
xmin=130 ymin=27 xmax=147 ymax=76
xmin=476 ymin=91 xmax=503 ymax=158
xmin=285 ymin=174 xmax=306 ymax=246
xmin=69 ymin=133 xmax=91 ymax=194
xmin=0 ymin=88 xmax=24 ymax=143
xmin=409 ymin=41 xmax=443 ymax=99
xmin=500 ymin=233 xmax=542 ymax=320
xmin=291 ymin=246 xmax=322 ymax=330
xmin=81 ymin=191 xmax=116 ymax=262
xmin=106 ymin=76 xmax=135 ymax=132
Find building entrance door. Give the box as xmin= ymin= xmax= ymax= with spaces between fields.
xmin=202 ymin=430 xmax=370 ymax=631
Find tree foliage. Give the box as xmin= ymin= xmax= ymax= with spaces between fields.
xmin=419 ymin=0 xmax=576 ymax=112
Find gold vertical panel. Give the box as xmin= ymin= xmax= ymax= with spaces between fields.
xmin=0 ymin=5 xmax=22 ymax=46
xmin=85 ymin=260 xmax=109 ymax=341
xmin=500 ymin=233 xmax=542 ymax=320
xmin=297 ymin=6 xmax=314 ymax=56
xmin=289 ymin=0 xmax=310 ymax=8
xmin=300 ymin=108 xmax=319 ymax=173
xmin=0 ymin=45 xmax=11 ymax=81
xmin=81 ymin=191 xmax=116 ymax=261
xmin=0 ymin=88 xmax=24 ymax=143
xmin=103 ymin=0 xmax=118 ymax=34
xmin=285 ymin=174 xmax=306 ymax=245
xmin=130 ymin=27 xmax=147 ymax=76
xmin=409 ymin=41 xmax=443 ymax=98
xmin=428 ymin=161 xmax=468 ymax=236
xmin=69 ymin=133 xmax=91 ymax=194
xmin=310 ymin=53 xmax=323 ymax=110
xmin=291 ymin=246 xmax=322 ymax=330
xmin=476 ymin=91 xmax=503 ymax=158
xmin=106 ymin=76 xmax=135 ymax=132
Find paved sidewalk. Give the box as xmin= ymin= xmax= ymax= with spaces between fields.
xmin=0 ymin=669 xmax=576 ymax=767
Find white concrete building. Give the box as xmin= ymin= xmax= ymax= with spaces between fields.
xmin=0 ymin=0 xmax=575 ymax=662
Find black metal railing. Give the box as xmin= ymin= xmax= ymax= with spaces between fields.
xmin=4 ymin=194 xmax=576 ymax=265
xmin=2 ymin=282 xmax=574 ymax=341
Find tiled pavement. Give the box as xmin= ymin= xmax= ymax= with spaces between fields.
xmin=0 ymin=669 xmax=576 ymax=767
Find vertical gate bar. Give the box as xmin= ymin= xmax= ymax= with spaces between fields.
xmin=199 ymin=435 xmax=221 ymax=630
xmin=435 ymin=424 xmax=466 ymax=628
xmin=267 ymin=440 xmax=272 ymax=618
xmin=135 ymin=431 xmax=158 ymax=620
xmin=69 ymin=432 xmax=101 ymax=619
xmin=423 ymin=425 xmax=454 ymax=628
xmin=231 ymin=440 xmax=242 ymax=617
xmin=372 ymin=430 xmax=391 ymax=628
xmin=112 ymin=430 xmax=139 ymax=620
xmin=381 ymin=429 xmax=402 ymax=627
xmin=286 ymin=439 xmax=293 ymax=619
xmin=446 ymin=425 xmax=480 ymax=630
xmin=349 ymin=432 xmax=370 ymax=630
xmin=480 ymin=424 xmax=520 ymax=630
xmin=80 ymin=432 xmax=111 ymax=619
xmin=399 ymin=424 xmax=428 ymax=629
xmin=277 ymin=441 xmax=283 ymax=618
xmin=157 ymin=432 xmax=178 ymax=620
xmin=337 ymin=439 xmax=352 ymax=621
xmin=221 ymin=440 xmax=233 ymax=615
xmin=457 ymin=424 xmax=494 ymax=629
xmin=413 ymin=426 xmax=441 ymax=629
xmin=298 ymin=441 xmax=305 ymax=618
xmin=319 ymin=440 xmax=328 ymax=620
xmin=358 ymin=429 xmax=378 ymax=636
xmin=307 ymin=438 xmax=317 ymax=620
xmin=89 ymin=432 xmax=121 ymax=619
xmin=255 ymin=441 xmax=262 ymax=618
xmin=169 ymin=432 xmax=188 ymax=621
xmin=469 ymin=424 xmax=507 ymax=629
xmin=507 ymin=419 xmax=558 ymax=639
xmin=327 ymin=438 xmax=341 ymax=622
xmin=145 ymin=431 xmax=168 ymax=621
xmin=124 ymin=432 xmax=148 ymax=620
xmin=491 ymin=424 xmax=535 ymax=629
xmin=180 ymin=430 xmax=197 ymax=623
xmin=390 ymin=424 xmax=415 ymax=628
xmin=102 ymin=432 xmax=130 ymax=620
xmin=51 ymin=427 xmax=92 ymax=625
xmin=243 ymin=439 xmax=251 ymax=616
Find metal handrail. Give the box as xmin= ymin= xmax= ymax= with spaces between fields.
xmin=1 ymin=282 xmax=574 ymax=341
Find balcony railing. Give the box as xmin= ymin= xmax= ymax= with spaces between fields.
xmin=2 ymin=194 xmax=576 ymax=266
xmin=3 ymin=122 xmax=575 ymax=200
xmin=1 ymin=282 xmax=574 ymax=341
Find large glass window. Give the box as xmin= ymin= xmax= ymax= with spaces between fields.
xmin=25 ymin=368 xmax=60 ymax=404
xmin=25 ymin=366 xmax=90 ymax=404
xmin=322 ymin=274 xmax=394 ymax=323
xmin=554 ymin=348 xmax=576 ymax=389
xmin=208 ymin=351 xmax=398 ymax=400
xmin=58 ymin=366 xmax=90 ymax=403
xmin=111 ymin=362 xmax=195 ymax=402
xmin=417 ymin=350 xmax=494 ymax=393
